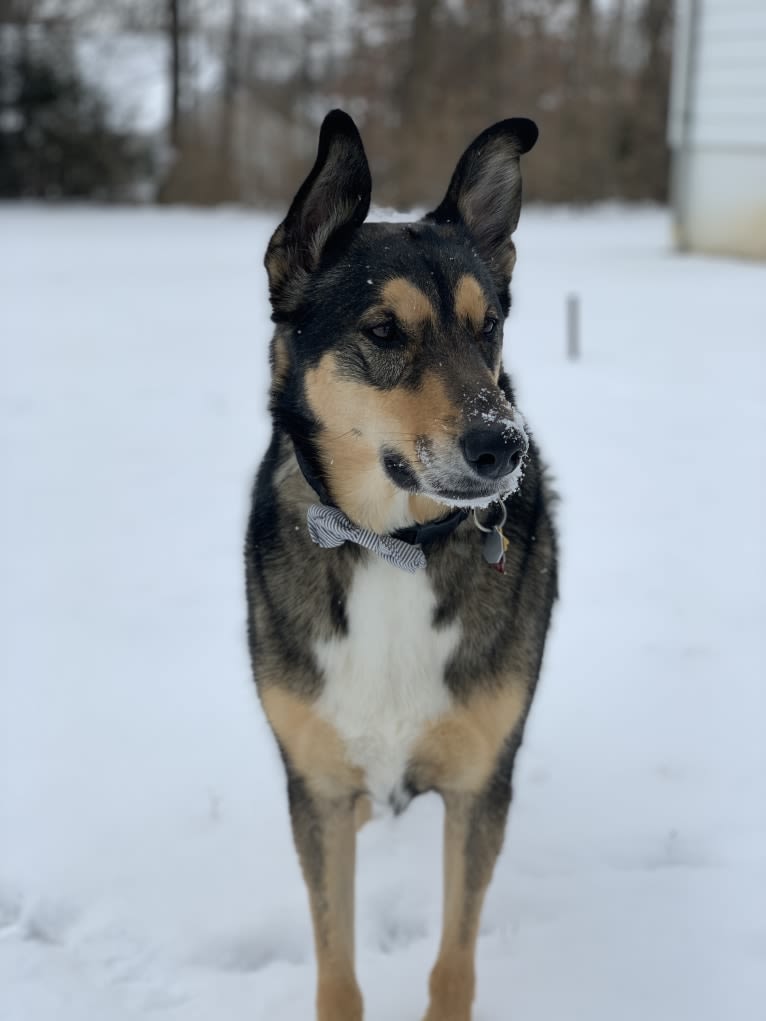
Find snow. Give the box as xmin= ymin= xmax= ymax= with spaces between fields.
xmin=1 ymin=204 xmax=765 ymax=1020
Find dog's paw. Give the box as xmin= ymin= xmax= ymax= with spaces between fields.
xmin=422 ymin=955 xmax=474 ymax=1021
xmin=422 ymin=1007 xmax=472 ymax=1021
xmin=317 ymin=976 xmax=363 ymax=1021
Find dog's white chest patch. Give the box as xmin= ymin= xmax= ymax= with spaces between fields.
xmin=313 ymin=559 xmax=460 ymax=805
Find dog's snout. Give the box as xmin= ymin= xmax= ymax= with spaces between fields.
xmin=461 ymin=427 xmax=525 ymax=480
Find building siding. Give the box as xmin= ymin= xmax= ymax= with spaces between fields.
xmin=669 ymin=0 xmax=766 ymax=257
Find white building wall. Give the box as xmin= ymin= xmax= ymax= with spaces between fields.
xmin=669 ymin=0 xmax=766 ymax=259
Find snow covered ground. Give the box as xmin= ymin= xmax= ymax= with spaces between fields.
xmin=1 ymin=205 xmax=764 ymax=1021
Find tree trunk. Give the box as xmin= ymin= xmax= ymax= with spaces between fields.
xmin=560 ymin=0 xmax=595 ymax=201
xmin=168 ymin=0 xmax=181 ymax=149
xmin=636 ymin=0 xmax=673 ymax=200
xmin=396 ymin=0 xmax=439 ymax=206
xmin=485 ymin=0 xmax=504 ymax=116
xmin=220 ymin=0 xmax=243 ymax=193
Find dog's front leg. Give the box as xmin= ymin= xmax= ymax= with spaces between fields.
xmin=287 ymin=775 xmax=363 ymax=1021
xmin=424 ymin=785 xmax=510 ymax=1021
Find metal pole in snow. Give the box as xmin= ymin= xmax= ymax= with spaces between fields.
xmin=566 ymin=294 xmax=580 ymax=360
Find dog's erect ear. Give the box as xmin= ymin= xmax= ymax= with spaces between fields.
xmin=427 ymin=118 xmax=538 ymax=307
xmin=265 ymin=110 xmax=371 ymax=318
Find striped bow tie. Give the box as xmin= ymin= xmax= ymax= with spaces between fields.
xmin=306 ymin=503 xmax=427 ymax=573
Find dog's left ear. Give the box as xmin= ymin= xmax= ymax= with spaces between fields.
xmin=266 ymin=110 xmax=372 ymax=319
xmin=427 ymin=118 xmax=538 ymax=308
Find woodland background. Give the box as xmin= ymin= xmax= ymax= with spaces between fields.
xmin=0 ymin=0 xmax=673 ymax=207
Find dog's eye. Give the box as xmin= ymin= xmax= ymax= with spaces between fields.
xmin=364 ymin=316 xmax=405 ymax=347
xmin=482 ymin=316 xmax=498 ymax=336
xmin=369 ymin=321 xmax=394 ymax=341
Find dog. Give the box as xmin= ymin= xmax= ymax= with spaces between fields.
xmin=245 ymin=110 xmax=558 ymax=1021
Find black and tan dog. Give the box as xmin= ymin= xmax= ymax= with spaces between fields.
xmin=246 ymin=110 xmax=557 ymax=1021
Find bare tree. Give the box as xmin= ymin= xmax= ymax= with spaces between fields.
xmin=559 ymin=0 xmax=597 ymax=201
xmin=218 ymin=0 xmax=243 ymax=196
xmin=3 ymin=0 xmax=675 ymax=207
xmin=168 ymin=0 xmax=182 ymax=149
xmin=395 ymin=0 xmax=439 ymax=206
xmin=635 ymin=0 xmax=672 ymax=199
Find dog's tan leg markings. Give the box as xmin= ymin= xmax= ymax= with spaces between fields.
xmin=424 ymin=791 xmax=507 ymax=1021
xmin=262 ymin=686 xmax=363 ymax=1019
xmin=311 ymin=799 xmax=362 ymax=1021
xmin=412 ymin=682 xmax=527 ymax=1021
xmin=288 ymin=786 xmax=362 ymax=1021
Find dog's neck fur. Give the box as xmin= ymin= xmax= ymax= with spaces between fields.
xmin=291 ymin=436 xmax=468 ymax=543
xmin=277 ymin=415 xmax=452 ymax=533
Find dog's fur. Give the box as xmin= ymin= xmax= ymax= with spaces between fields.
xmin=245 ymin=110 xmax=558 ymax=1021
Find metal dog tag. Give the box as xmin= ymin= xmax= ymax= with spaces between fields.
xmin=482 ymin=527 xmax=506 ymax=572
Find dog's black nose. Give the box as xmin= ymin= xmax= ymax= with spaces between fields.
xmin=462 ymin=428 xmax=525 ymax=479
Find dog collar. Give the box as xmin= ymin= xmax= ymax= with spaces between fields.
xmin=391 ymin=509 xmax=468 ymax=545
xmin=307 ymin=504 xmax=428 ymax=572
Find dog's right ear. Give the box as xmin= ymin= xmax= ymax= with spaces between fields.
xmin=427 ymin=118 xmax=538 ymax=312
xmin=265 ymin=110 xmax=371 ymax=319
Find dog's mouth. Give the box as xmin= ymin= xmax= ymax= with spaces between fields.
xmin=381 ymin=451 xmax=422 ymax=493
xmin=382 ymin=444 xmax=528 ymax=510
